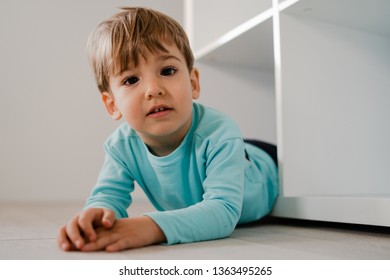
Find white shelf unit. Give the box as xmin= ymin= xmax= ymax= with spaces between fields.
xmin=192 ymin=0 xmax=277 ymax=143
xmin=274 ymin=0 xmax=390 ymax=227
xmin=191 ymin=0 xmax=390 ymax=227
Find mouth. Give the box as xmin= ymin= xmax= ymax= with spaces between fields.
xmin=147 ymin=105 xmax=173 ymax=116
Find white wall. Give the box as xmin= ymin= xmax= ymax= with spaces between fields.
xmin=0 ymin=0 xmax=183 ymax=202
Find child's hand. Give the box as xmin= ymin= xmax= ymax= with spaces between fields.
xmin=57 ymin=208 xmax=116 ymax=251
xmin=80 ymin=216 xmax=166 ymax=252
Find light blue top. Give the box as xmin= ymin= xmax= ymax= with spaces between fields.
xmin=85 ymin=102 xmax=278 ymax=245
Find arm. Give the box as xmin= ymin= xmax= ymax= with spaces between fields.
xmin=76 ymin=138 xmax=245 ymax=250
xmin=66 ymin=138 xmax=245 ymax=251
xmin=84 ymin=148 xmax=134 ymax=219
xmin=146 ymin=138 xmax=246 ymax=244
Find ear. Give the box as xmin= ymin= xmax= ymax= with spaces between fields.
xmin=190 ymin=68 xmax=200 ymax=100
xmin=102 ymin=92 xmax=122 ymax=120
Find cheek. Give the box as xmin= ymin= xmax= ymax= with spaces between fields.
xmin=117 ymin=98 xmax=139 ymax=120
xmin=176 ymin=82 xmax=195 ymax=100
xmin=123 ymin=110 xmax=143 ymax=129
xmin=124 ymin=105 xmax=139 ymax=118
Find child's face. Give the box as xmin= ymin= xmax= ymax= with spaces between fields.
xmin=102 ymin=43 xmax=200 ymax=153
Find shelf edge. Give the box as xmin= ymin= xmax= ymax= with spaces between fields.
xmin=272 ymin=196 xmax=390 ymax=227
xmin=278 ymin=0 xmax=301 ymax=12
xmin=194 ymin=8 xmax=273 ymax=61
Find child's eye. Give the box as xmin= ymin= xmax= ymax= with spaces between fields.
xmin=123 ymin=76 xmax=139 ymax=85
xmin=161 ymin=67 xmax=177 ymax=76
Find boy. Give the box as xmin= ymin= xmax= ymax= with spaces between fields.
xmin=57 ymin=7 xmax=278 ymax=252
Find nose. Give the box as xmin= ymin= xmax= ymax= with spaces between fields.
xmin=144 ymin=77 xmax=164 ymax=99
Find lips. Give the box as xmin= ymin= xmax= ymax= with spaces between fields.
xmin=147 ymin=105 xmax=173 ymax=116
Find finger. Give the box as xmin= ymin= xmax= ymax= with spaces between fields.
xmin=102 ymin=209 xmax=116 ymax=229
xmin=57 ymin=226 xmax=70 ymax=251
xmin=81 ymin=233 xmax=114 ymax=252
xmin=57 ymin=226 xmax=77 ymax=251
xmin=66 ymin=214 xmax=86 ymax=249
xmin=105 ymin=238 xmax=134 ymax=252
xmin=78 ymin=210 xmax=100 ymax=242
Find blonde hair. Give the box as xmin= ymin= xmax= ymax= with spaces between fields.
xmin=86 ymin=7 xmax=194 ymax=93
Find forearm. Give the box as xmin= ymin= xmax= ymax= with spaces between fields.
xmin=135 ymin=216 xmax=166 ymax=245
xmin=145 ymin=199 xmax=241 ymax=245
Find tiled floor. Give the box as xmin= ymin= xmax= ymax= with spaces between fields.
xmin=1 ymin=200 xmax=389 ymax=260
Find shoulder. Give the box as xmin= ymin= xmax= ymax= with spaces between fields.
xmin=103 ymin=122 xmax=141 ymax=156
xmin=193 ymin=103 xmax=242 ymax=143
xmin=104 ymin=122 xmax=135 ymax=144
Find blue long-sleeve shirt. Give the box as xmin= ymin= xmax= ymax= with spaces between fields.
xmin=85 ymin=102 xmax=278 ymax=244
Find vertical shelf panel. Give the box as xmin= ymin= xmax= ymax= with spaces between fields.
xmin=279 ymin=8 xmax=390 ymax=197
xmin=272 ymin=0 xmax=390 ymax=226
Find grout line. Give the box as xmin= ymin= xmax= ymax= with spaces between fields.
xmin=0 ymin=238 xmax=56 ymax=242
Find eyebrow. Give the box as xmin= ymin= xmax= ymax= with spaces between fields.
xmin=113 ymin=54 xmax=182 ymax=78
xmin=157 ymin=54 xmax=182 ymax=63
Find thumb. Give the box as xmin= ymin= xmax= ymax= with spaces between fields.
xmin=102 ymin=209 xmax=116 ymax=228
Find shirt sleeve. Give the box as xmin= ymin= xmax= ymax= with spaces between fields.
xmin=144 ymin=138 xmax=245 ymax=245
xmin=84 ymin=144 xmax=134 ymax=219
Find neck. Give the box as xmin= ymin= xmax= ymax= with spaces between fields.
xmin=144 ymin=135 xmax=183 ymax=157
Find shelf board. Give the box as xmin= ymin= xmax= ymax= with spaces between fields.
xmin=194 ymin=9 xmax=274 ymax=71
xmin=194 ymin=0 xmax=390 ymax=69
xmin=282 ymin=0 xmax=390 ymax=38
xmin=272 ymin=195 xmax=390 ymax=227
